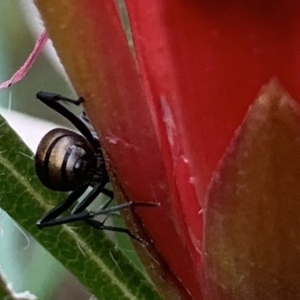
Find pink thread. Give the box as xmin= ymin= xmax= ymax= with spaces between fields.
xmin=0 ymin=30 xmax=49 ymax=89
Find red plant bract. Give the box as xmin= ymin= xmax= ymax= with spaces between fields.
xmin=36 ymin=0 xmax=300 ymax=299
xmin=126 ymin=0 xmax=300 ymax=205
xmin=126 ymin=1 xmax=300 ymax=298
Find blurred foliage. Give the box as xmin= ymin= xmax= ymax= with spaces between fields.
xmin=0 ymin=0 xmax=75 ymax=125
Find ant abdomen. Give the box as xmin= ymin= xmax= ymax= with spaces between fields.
xmin=35 ymin=128 xmax=97 ymax=192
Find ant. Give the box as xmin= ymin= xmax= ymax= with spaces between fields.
xmin=35 ymin=91 xmax=154 ymax=241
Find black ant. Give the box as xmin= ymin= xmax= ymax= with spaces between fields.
xmin=35 ymin=91 xmax=154 ymax=240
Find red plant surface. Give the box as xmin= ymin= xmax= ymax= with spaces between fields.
xmin=35 ymin=1 xmax=300 ymax=299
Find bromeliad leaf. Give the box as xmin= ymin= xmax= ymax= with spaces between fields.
xmin=0 ymin=113 xmax=161 ymax=300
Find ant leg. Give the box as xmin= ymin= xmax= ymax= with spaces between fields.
xmin=96 ymin=188 xmax=114 ymax=212
xmin=37 ymin=183 xmax=88 ymax=228
xmin=90 ymin=201 xmax=158 ymax=242
xmin=71 ymin=181 xmax=107 ymax=214
xmin=38 ymin=182 xmax=107 ymax=227
xmin=38 ymin=182 xmax=114 ymax=228
xmin=99 ymin=198 xmax=114 ymax=211
xmin=36 ymin=91 xmax=84 ymax=105
xmin=102 ymin=188 xmax=114 ymax=199
xmin=86 ymin=219 xmax=144 ymax=243
xmin=89 ymin=201 xmax=158 ymax=217
xmin=36 ymin=91 xmax=98 ymax=149
xmin=39 ymin=200 xmax=158 ymax=228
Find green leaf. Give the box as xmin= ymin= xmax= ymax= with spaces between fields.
xmin=0 ymin=113 xmax=162 ymax=300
